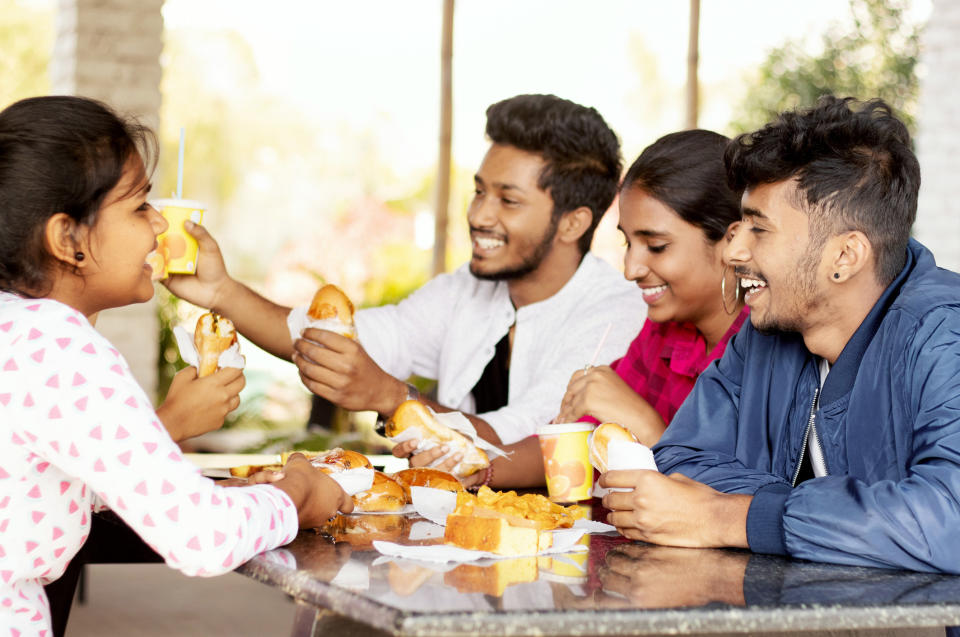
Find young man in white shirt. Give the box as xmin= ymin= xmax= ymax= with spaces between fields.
xmin=167 ymin=94 xmax=645 ymax=447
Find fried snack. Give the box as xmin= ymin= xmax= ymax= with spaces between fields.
xmin=306 ymin=283 xmax=357 ymax=338
xmin=444 ymin=557 xmax=538 ymax=596
xmin=385 ymin=400 xmax=489 ymax=478
xmin=194 ymin=312 xmax=238 ymax=377
xmin=391 ymin=467 xmax=463 ymax=499
xmin=353 ymin=471 xmax=407 ymax=512
xmin=321 ymin=513 xmax=408 ymax=549
xmin=228 ymin=463 xmax=282 ymax=478
xmin=588 ymin=422 xmax=640 ymax=473
xmin=387 ymin=562 xmax=438 ymax=596
xmin=443 ymin=487 xmax=583 ymax=556
xmin=279 ymin=448 xmax=372 ymax=472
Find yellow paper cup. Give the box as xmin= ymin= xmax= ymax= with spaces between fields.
xmin=153 ymin=198 xmax=205 ymax=274
xmin=537 ymin=423 xmax=593 ymax=503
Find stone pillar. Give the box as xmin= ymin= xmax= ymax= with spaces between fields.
xmin=914 ymin=0 xmax=960 ymax=273
xmin=50 ymin=0 xmax=165 ymax=398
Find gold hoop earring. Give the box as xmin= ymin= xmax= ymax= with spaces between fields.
xmin=721 ymin=265 xmax=740 ymax=315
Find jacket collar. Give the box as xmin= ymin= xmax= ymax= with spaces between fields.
xmin=820 ymin=239 xmax=922 ymax=405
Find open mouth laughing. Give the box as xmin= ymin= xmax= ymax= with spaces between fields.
xmin=739 ymin=276 xmax=768 ymax=303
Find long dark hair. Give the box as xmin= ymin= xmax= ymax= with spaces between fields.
xmin=0 ymin=95 xmax=157 ymax=295
xmin=621 ymin=129 xmax=742 ymax=243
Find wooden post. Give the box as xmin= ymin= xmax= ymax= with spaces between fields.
xmin=685 ymin=0 xmax=700 ymax=130
xmin=433 ymin=0 xmax=455 ymax=276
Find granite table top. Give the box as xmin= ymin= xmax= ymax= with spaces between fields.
xmin=237 ymin=513 xmax=960 ymax=636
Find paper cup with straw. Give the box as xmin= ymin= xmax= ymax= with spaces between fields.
xmin=153 ymin=128 xmax=205 ymax=275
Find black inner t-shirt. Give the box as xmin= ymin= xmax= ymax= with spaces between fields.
xmin=471 ymin=333 xmax=511 ymax=413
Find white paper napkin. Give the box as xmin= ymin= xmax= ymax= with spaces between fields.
xmin=172 ymin=326 xmax=245 ymax=371
xmin=592 ymin=440 xmax=659 ymax=497
xmin=286 ymin=305 xmax=358 ymax=342
xmin=328 ymin=467 xmax=374 ymax=496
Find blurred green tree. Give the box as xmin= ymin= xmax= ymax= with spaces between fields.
xmin=0 ymin=0 xmax=52 ymax=105
xmin=730 ymin=0 xmax=922 ymax=134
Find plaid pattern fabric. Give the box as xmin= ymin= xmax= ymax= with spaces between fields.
xmin=608 ymin=308 xmax=750 ymax=425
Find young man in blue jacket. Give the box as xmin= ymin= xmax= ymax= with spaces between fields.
xmin=600 ymin=95 xmax=960 ymax=574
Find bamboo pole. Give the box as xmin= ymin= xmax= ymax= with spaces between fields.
xmin=685 ymin=0 xmax=700 ymax=130
xmin=433 ymin=0 xmax=455 ymax=276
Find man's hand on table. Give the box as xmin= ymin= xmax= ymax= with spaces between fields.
xmin=601 ymin=470 xmax=751 ymax=548
xmin=292 ymin=329 xmax=406 ymax=415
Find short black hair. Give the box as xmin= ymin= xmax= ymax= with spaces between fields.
xmin=622 ymin=129 xmax=741 ymax=243
xmin=485 ymin=94 xmax=622 ymax=255
xmin=724 ymin=96 xmax=920 ymax=284
xmin=0 ymin=95 xmax=156 ymax=296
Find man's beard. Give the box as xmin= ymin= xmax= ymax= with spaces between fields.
xmin=749 ymin=244 xmax=823 ymax=335
xmin=470 ymin=215 xmax=560 ymax=281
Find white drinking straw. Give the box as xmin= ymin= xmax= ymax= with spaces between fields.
xmin=583 ymin=322 xmax=613 ymax=373
xmin=175 ymin=127 xmax=185 ymax=199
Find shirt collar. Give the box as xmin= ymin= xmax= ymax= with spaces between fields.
xmin=660 ymin=307 xmax=750 ymax=378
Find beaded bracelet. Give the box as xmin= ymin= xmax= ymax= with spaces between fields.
xmin=469 ymin=464 xmax=493 ymax=491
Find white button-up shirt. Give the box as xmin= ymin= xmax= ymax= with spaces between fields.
xmin=355 ymin=253 xmax=646 ymax=444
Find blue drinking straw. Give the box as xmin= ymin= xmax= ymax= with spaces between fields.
xmin=176 ymin=127 xmax=185 ymax=199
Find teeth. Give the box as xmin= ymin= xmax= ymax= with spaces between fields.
xmin=641 ymin=284 xmax=668 ymax=298
xmin=739 ymin=278 xmax=767 ymax=289
xmin=475 ymin=237 xmax=505 ymax=250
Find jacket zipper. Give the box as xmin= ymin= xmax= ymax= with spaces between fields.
xmin=792 ymin=387 xmax=820 ymax=487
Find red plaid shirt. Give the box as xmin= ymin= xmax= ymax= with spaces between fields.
xmin=595 ymin=308 xmax=750 ymax=425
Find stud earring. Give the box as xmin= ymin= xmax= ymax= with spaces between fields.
xmin=75 ymin=251 xmax=85 ymax=262
xmin=833 ymin=272 xmax=839 ymax=279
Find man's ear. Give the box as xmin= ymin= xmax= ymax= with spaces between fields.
xmin=556 ymin=206 xmax=593 ymax=245
xmin=44 ymin=213 xmax=86 ymax=266
xmin=830 ymin=231 xmax=872 ymax=283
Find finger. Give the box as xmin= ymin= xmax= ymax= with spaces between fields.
xmin=600 ymin=469 xmax=652 ymax=489
xmin=596 ymin=567 xmax=634 ymax=599
xmin=409 ymin=446 xmax=449 ymax=468
xmin=339 ymin=492 xmax=355 ymax=514
xmin=293 ymin=353 xmax=349 ymax=389
xmin=391 ymin=440 xmax=419 ymax=458
xmin=601 ymin=490 xmax=636 ymax=511
xmin=606 ymin=510 xmax=643 ymax=533
xmin=248 ymin=470 xmax=285 ymax=485
xmin=183 ymin=219 xmax=219 ymax=250
xmin=222 ymin=373 xmax=246 ymax=396
xmin=227 ymin=395 xmax=241 ymax=412
xmin=433 ymin=452 xmax=461 ymax=473
xmin=300 ymin=329 xmax=356 ymax=355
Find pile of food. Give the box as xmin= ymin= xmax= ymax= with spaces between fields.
xmin=443 ymin=486 xmax=584 ymax=556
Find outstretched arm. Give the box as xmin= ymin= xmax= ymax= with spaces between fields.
xmin=163 ymin=222 xmax=296 ymax=360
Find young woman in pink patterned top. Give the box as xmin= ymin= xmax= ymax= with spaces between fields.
xmin=0 ymin=96 xmax=353 ymax=635
xmin=554 ymin=129 xmax=748 ymax=445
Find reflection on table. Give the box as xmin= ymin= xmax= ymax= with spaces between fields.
xmin=239 ymin=510 xmax=960 ymax=636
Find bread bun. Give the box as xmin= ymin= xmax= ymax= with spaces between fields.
xmin=228 ymin=463 xmax=281 ymax=478
xmin=305 ymin=448 xmax=372 ymax=472
xmin=385 ymin=400 xmax=489 ymax=478
xmin=391 ymin=467 xmax=463 ymax=498
xmin=353 ymin=471 xmax=408 ymax=512
xmin=306 ymin=284 xmax=356 ymax=339
xmin=588 ymin=422 xmax=639 ymax=473
xmin=194 ymin=312 xmax=238 ymax=377
xmin=321 ymin=513 xmax=408 ymax=548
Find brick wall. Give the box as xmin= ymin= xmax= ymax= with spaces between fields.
xmin=50 ymin=0 xmax=165 ymax=399
xmin=915 ymin=0 xmax=960 ymax=273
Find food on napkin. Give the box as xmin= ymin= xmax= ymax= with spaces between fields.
xmin=229 ymin=449 xmax=375 ymax=497
xmin=307 ymin=283 xmax=357 ymax=338
xmin=443 ymin=487 xmax=583 ymax=556
xmin=385 ymin=400 xmax=490 ymax=478
xmin=322 ymin=513 xmax=409 ymax=549
xmin=391 ymin=467 xmax=463 ymax=499
xmin=194 ymin=312 xmax=239 ymax=377
xmin=353 ymin=471 xmax=408 ymax=512
xmin=588 ymin=423 xmax=639 ymax=473
xmin=291 ymin=448 xmax=372 ymax=472
xmin=444 ymin=557 xmax=538 ymax=596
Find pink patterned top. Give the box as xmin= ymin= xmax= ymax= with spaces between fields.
xmin=583 ymin=308 xmax=750 ymax=426
xmin=0 ymin=293 xmax=298 ymax=634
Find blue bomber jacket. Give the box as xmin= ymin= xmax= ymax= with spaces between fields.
xmin=653 ymin=239 xmax=960 ymax=573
